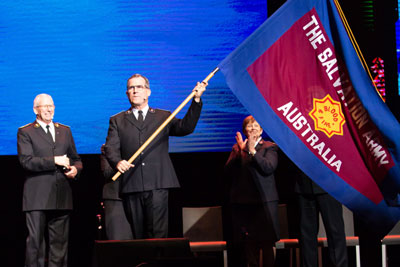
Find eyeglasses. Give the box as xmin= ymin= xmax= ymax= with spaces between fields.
xmin=35 ymin=105 xmax=55 ymax=109
xmin=127 ymin=85 xmax=148 ymax=91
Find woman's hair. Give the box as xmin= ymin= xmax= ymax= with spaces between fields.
xmin=242 ymin=115 xmax=258 ymax=133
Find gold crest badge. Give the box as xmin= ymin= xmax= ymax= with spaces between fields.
xmin=309 ymin=94 xmax=345 ymax=138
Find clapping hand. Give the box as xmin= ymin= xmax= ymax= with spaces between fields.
xmin=235 ymin=132 xmax=247 ymax=151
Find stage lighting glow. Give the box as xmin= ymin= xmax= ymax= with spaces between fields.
xmin=0 ymin=0 xmax=268 ymax=155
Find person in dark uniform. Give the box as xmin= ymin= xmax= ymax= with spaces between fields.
xmin=224 ymin=115 xmax=280 ymax=267
xmin=104 ymin=73 xmax=206 ymax=239
xmin=100 ymin=144 xmax=133 ymax=240
xmin=295 ymin=171 xmax=348 ymax=267
xmin=17 ymin=93 xmax=83 ymax=267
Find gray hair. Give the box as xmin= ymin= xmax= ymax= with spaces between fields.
xmin=33 ymin=93 xmax=53 ymax=108
xmin=127 ymin=74 xmax=150 ymax=89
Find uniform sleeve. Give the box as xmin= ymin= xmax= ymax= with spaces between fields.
xmin=101 ymin=151 xmax=115 ymax=181
xmin=66 ymin=128 xmax=83 ymax=176
xmin=224 ymin=144 xmax=242 ymax=171
xmin=252 ymin=144 xmax=278 ymax=176
xmin=17 ymin=128 xmax=56 ymax=172
xmin=169 ymin=99 xmax=202 ymax=136
xmin=104 ymin=117 xmax=122 ymax=169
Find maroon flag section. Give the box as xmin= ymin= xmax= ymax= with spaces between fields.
xmin=247 ymin=8 xmax=394 ymax=204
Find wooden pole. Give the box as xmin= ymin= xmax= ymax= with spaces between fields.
xmin=111 ymin=67 xmax=219 ymax=181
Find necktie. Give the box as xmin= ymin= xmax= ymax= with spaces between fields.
xmin=46 ymin=125 xmax=54 ymax=142
xmin=138 ymin=110 xmax=144 ymax=125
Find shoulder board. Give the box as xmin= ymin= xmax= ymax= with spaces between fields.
xmin=266 ymin=141 xmax=277 ymax=147
xmin=19 ymin=122 xmax=34 ymax=129
xmin=54 ymin=122 xmax=70 ymax=128
xmin=154 ymin=108 xmax=170 ymax=113
xmin=111 ymin=110 xmax=126 ymax=117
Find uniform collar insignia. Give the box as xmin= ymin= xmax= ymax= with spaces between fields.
xmin=34 ymin=123 xmax=40 ymax=128
xmin=54 ymin=123 xmax=60 ymax=128
xmin=149 ymin=108 xmax=155 ymax=113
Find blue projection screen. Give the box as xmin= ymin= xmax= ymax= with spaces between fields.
xmin=0 ymin=1 xmax=267 ymax=155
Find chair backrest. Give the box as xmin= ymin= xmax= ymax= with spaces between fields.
xmin=182 ymin=206 xmax=224 ymax=242
xmin=278 ymin=204 xmax=290 ymax=238
xmin=388 ymin=221 xmax=400 ymax=235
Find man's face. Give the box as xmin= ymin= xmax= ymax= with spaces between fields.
xmin=244 ymin=120 xmax=263 ymax=138
xmin=126 ymin=77 xmax=151 ymax=109
xmin=34 ymin=95 xmax=55 ymax=124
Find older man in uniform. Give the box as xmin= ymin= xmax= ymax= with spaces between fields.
xmin=17 ymin=93 xmax=82 ymax=267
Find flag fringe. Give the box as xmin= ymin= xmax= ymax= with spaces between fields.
xmin=333 ymin=0 xmax=384 ymax=101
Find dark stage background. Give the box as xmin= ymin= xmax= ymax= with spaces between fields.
xmin=1 ymin=151 xmax=300 ymax=267
xmin=0 ymin=150 xmax=315 ymax=267
xmin=2 ymin=152 xmax=400 ymax=267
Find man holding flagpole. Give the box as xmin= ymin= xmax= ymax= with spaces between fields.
xmin=104 ymin=74 xmax=206 ymax=239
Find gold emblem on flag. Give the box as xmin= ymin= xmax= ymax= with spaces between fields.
xmin=309 ymin=94 xmax=345 ymax=138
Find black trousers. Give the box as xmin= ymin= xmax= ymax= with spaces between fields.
xmin=298 ymin=193 xmax=348 ymax=267
xmin=354 ymin=216 xmax=383 ymax=267
xmin=228 ymin=202 xmax=279 ymax=267
xmin=25 ymin=210 xmax=70 ymax=267
xmin=103 ymin=199 xmax=133 ymax=240
xmin=122 ymin=189 xmax=169 ymax=239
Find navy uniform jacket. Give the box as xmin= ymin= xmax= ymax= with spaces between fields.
xmin=17 ymin=121 xmax=83 ymax=211
xmin=104 ymin=99 xmax=202 ymax=194
xmin=225 ymin=140 xmax=279 ymax=203
xmin=295 ymin=170 xmax=326 ymax=194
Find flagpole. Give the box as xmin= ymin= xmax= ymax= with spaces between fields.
xmin=111 ymin=67 xmax=220 ymax=181
xmin=333 ymin=0 xmax=384 ymax=101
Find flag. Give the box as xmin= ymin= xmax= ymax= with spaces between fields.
xmin=218 ymin=0 xmax=400 ymax=235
